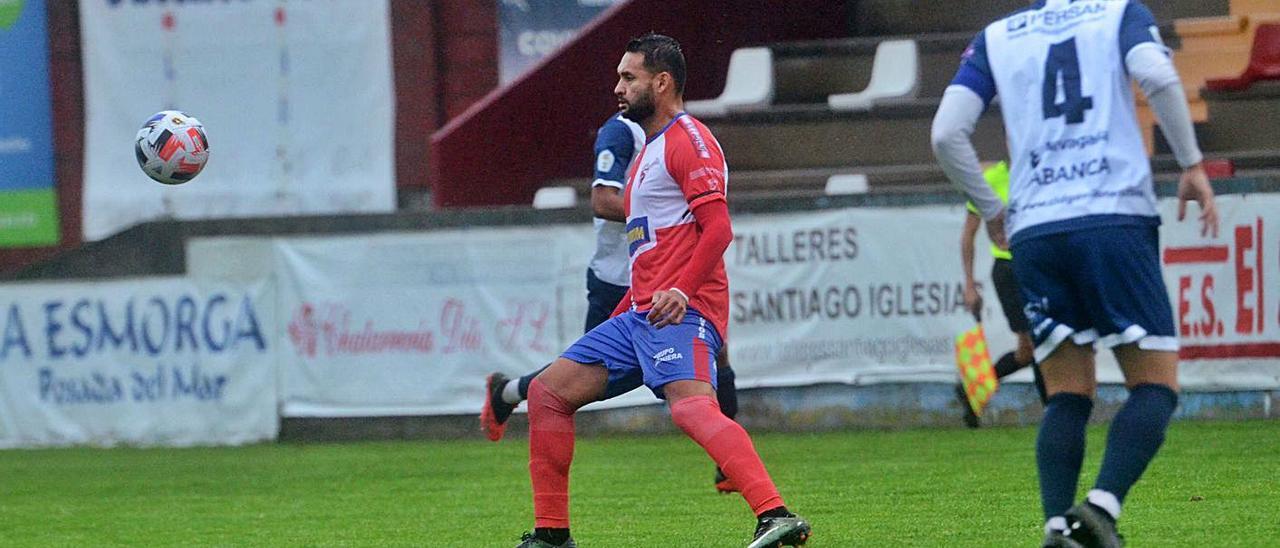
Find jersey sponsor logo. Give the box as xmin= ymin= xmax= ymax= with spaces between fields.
xmin=653 ymin=347 xmax=684 ymax=364
xmin=626 ymin=216 xmax=652 ymax=256
xmin=1007 ymin=2 xmax=1105 ymax=34
xmin=1030 ymin=156 xmax=1111 ymax=186
xmin=596 ymin=149 xmax=615 ymax=173
xmin=1040 ymin=131 xmax=1109 ymax=154
xmin=677 ymin=117 xmax=711 ymax=159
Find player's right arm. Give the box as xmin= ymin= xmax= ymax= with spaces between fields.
xmin=1120 ymin=0 xmax=1218 ymax=237
xmin=931 ymin=30 xmax=1007 ymax=249
xmin=591 ymin=118 xmax=637 ymax=223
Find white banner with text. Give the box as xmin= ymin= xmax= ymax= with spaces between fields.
xmin=189 ymin=194 xmax=1280 ymax=417
xmin=79 ymin=0 xmax=394 ymax=240
xmin=0 ymin=278 xmax=278 ymax=447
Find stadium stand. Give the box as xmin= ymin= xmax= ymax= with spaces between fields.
xmin=537 ymin=0 xmax=1280 ymax=204
xmin=826 ymin=39 xmax=919 ymax=111
xmin=1205 ymin=23 xmax=1280 ymax=91
xmin=684 ymin=47 xmax=775 ymax=117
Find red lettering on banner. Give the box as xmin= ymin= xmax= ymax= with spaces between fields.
xmin=1201 ymin=275 xmax=1219 ymax=337
xmin=440 ymin=299 xmax=483 ymax=353
xmin=1235 ymin=225 xmax=1255 ymax=334
xmin=1177 ymin=276 xmax=1191 ymax=337
xmin=287 ymin=302 xmax=437 ymax=357
xmin=1258 ymin=218 xmax=1265 ymax=334
xmin=1175 ymin=275 xmax=1221 ymax=338
xmin=1181 ymin=342 xmax=1280 ymax=359
xmin=1168 ymin=215 xmax=1279 ymax=360
xmin=1163 ymin=245 xmax=1229 ymax=264
xmin=497 ymin=300 xmax=551 ymax=353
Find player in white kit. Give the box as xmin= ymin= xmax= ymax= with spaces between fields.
xmin=931 ymin=1 xmax=1218 ymax=546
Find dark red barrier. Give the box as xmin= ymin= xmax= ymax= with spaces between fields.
xmin=429 ymin=0 xmax=849 ymax=208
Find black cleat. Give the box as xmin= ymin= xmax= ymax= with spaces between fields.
xmin=1043 ymin=529 xmax=1085 ymax=548
xmin=481 ymin=372 xmax=516 ymax=442
xmin=1063 ymin=503 xmax=1124 ymax=548
xmin=954 ymin=383 xmax=980 ymax=428
xmin=515 ymin=532 xmax=576 ymax=548
xmin=748 ymin=513 xmax=811 ymax=548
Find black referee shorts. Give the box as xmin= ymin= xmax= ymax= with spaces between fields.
xmin=992 ymin=258 xmax=1030 ymax=334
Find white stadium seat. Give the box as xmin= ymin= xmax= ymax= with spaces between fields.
xmin=532 ymin=186 xmax=576 ymax=209
xmin=824 ymin=173 xmax=869 ymax=195
xmin=685 ymin=47 xmax=774 ymax=117
xmin=828 ymin=39 xmax=919 ymax=111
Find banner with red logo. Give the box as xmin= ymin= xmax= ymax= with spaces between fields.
xmin=271 ymin=228 xmax=619 ymax=416
xmin=1159 ymin=194 xmax=1280 ymax=389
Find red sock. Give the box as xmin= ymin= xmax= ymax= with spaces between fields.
xmin=670 ymin=395 xmax=784 ymax=514
xmin=528 ymin=379 xmax=575 ymax=529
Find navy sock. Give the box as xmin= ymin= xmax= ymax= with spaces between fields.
xmin=1094 ymin=383 xmax=1178 ymax=503
xmin=1037 ymin=392 xmax=1093 ymax=520
xmin=716 ymin=366 xmax=738 ymax=420
xmin=516 ymin=363 xmax=551 ymax=401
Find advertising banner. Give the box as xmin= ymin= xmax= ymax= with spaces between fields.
xmin=186 ymin=194 xmax=1280 ymax=417
xmin=0 ymin=278 xmax=278 ymax=447
xmin=0 ymin=0 xmax=59 ymax=247
xmin=79 ymin=0 xmax=395 ymax=240
xmin=273 ymin=228 xmax=602 ymax=416
xmin=498 ymin=0 xmax=621 ymax=83
xmin=1159 ymin=193 xmax=1280 ymax=389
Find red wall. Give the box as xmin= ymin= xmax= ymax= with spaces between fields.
xmin=429 ymin=0 xmax=851 ymax=208
xmin=0 ymin=1 xmax=85 ymax=274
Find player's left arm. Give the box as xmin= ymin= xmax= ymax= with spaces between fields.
xmin=1121 ymin=1 xmax=1218 ymax=236
xmin=649 ymin=130 xmax=731 ymax=328
xmin=650 ymin=200 xmax=731 ymax=328
xmin=931 ymin=31 xmax=1008 ymax=249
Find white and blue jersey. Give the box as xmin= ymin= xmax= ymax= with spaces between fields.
xmin=950 ymin=0 xmax=1179 ymax=358
xmin=589 ymin=113 xmax=646 ymax=287
xmin=953 ymin=0 xmax=1166 ymax=245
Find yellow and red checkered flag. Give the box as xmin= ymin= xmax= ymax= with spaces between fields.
xmin=954 ymin=324 xmax=999 ymax=417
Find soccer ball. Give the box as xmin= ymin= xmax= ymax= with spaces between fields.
xmin=134 ymin=110 xmax=210 ymax=185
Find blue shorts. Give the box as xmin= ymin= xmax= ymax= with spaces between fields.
xmin=561 ymin=309 xmax=722 ymax=399
xmin=1012 ymin=223 xmax=1177 ymax=363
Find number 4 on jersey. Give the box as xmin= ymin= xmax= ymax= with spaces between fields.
xmin=1042 ymin=38 xmax=1093 ymax=124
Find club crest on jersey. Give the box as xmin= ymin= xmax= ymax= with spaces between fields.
xmin=626 ymin=216 xmax=652 ymax=256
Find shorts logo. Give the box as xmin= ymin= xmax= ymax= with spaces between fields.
xmin=626 ymin=216 xmax=651 ymax=256
xmin=1024 ymin=297 xmax=1051 ymax=337
xmin=654 ymin=347 xmax=684 ymax=364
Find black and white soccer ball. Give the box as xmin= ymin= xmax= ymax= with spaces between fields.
xmin=134 ymin=110 xmax=210 ymax=185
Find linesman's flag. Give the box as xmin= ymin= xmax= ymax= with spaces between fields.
xmin=954 ymin=324 xmax=999 ymax=417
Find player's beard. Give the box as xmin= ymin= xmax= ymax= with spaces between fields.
xmin=621 ymin=86 xmax=656 ymax=124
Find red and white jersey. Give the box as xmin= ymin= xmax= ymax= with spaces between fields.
xmin=623 ymin=113 xmax=730 ymax=337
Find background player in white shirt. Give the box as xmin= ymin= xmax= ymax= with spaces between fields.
xmin=931 ymin=1 xmax=1218 ymax=546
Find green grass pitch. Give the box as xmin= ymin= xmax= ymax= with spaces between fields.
xmin=1 ymin=420 xmax=1277 ymax=546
